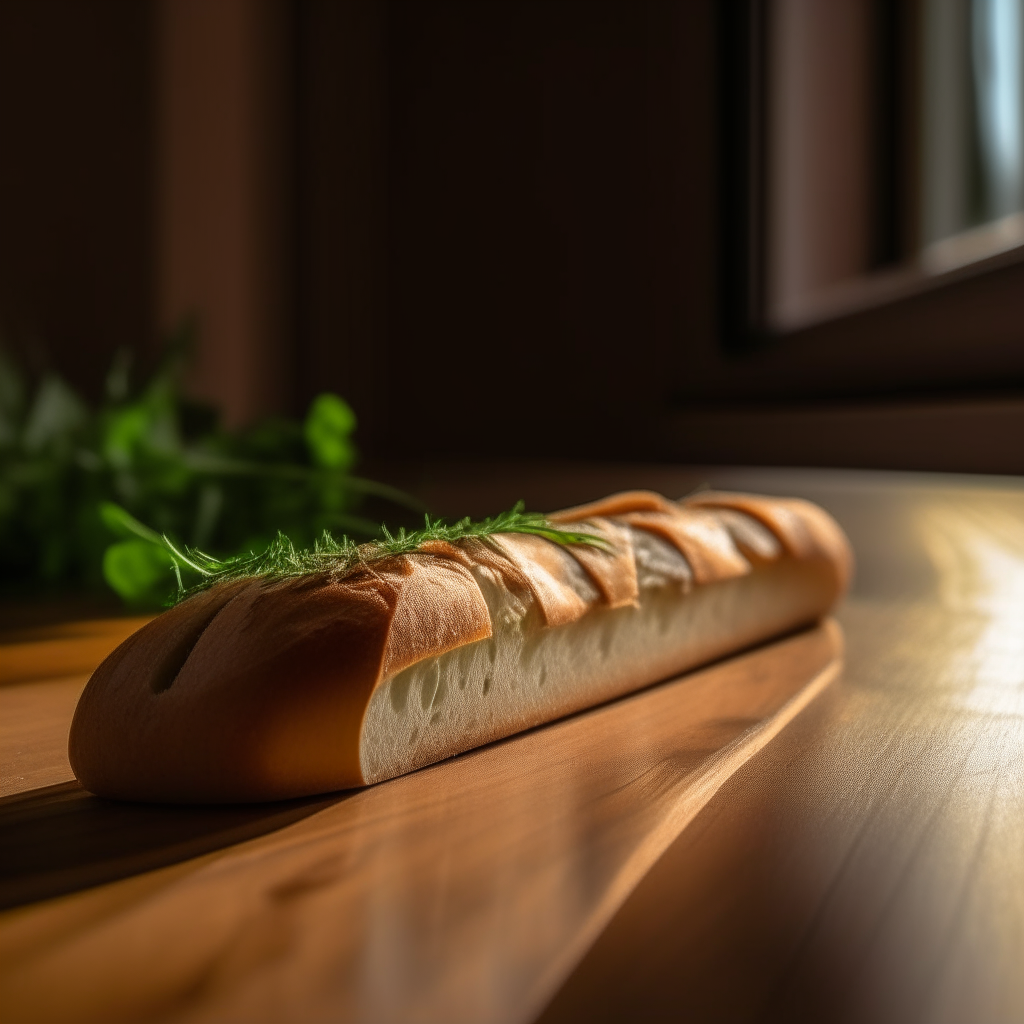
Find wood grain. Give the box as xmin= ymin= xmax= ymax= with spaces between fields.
xmin=0 ymin=677 xmax=86 ymax=796
xmin=0 ymin=617 xmax=152 ymax=687
xmin=3 ymin=468 xmax=1021 ymax=1024
xmin=0 ymin=616 xmax=154 ymax=797
xmin=0 ymin=620 xmax=840 ymax=1024
xmin=0 ymin=782 xmax=339 ymax=911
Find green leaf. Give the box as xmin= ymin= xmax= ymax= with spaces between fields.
xmin=1 ymin=340 xmax=427 ymax=604
xmin=98 ymin=501 xmax=164 ymax=544
xmin=102 ymin=539 xmax=177 ymax=606
xmin=102 ymin=399 xmax=180 ymax=469
xmin=21 ymin=375 xmax=88 ymax=453
xmin=304 ymin=393 xmax=357 ymax=471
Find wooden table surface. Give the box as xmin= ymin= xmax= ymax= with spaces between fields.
xmin=1 ymin=466 xmax=1022 ymax=1023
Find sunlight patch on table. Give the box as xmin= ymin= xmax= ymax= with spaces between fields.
xmin=918 ymin=504 xmax=1024 ymax=718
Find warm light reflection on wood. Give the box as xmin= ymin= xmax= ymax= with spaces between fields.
xmin=918 ymin=504 xmax=1024 ymax=717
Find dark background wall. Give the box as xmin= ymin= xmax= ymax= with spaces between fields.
xmin=296 ymin=0 xmax=717 ymax=460
xmin=0 ymin=0 xmax=153 ymax=403
xmin=2 ymin=0 xmax=1021 ymax=470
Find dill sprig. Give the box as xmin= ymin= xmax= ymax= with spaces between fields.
xmin=108 ymin=501 xmax=608 ymax=603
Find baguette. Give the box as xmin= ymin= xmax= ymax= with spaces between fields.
xmin=69 ymin=490 xmax=852 ymax=802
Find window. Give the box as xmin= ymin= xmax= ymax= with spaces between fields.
xmin=725 ymin=0 xmax=1024 ymax=338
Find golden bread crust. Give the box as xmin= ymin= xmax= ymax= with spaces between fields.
xmin=549 ymin=489 xmax=677 ymax=521
xmin=684 ymin=491 xmax=854 ymax=593
xmin=618 ymin=508 xmax=752 ymax=584
xmin=561 ymin=518 xmax=639 ymax=609
xmin=70 ymin=554 xmax=490 ymax=801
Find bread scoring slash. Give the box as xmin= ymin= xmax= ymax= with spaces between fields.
xmin=69 ymin=491 xmax=853 ymax=802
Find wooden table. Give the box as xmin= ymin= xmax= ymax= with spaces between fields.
xmin=1 ymin=467 xmax=1022 ymax=1023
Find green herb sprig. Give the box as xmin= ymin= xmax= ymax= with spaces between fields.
xmin=104 ymin=500 xmax=608 ymax=604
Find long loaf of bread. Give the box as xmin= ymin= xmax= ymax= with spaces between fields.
xmin=69 ymin=490 xmax=852 ymax=803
